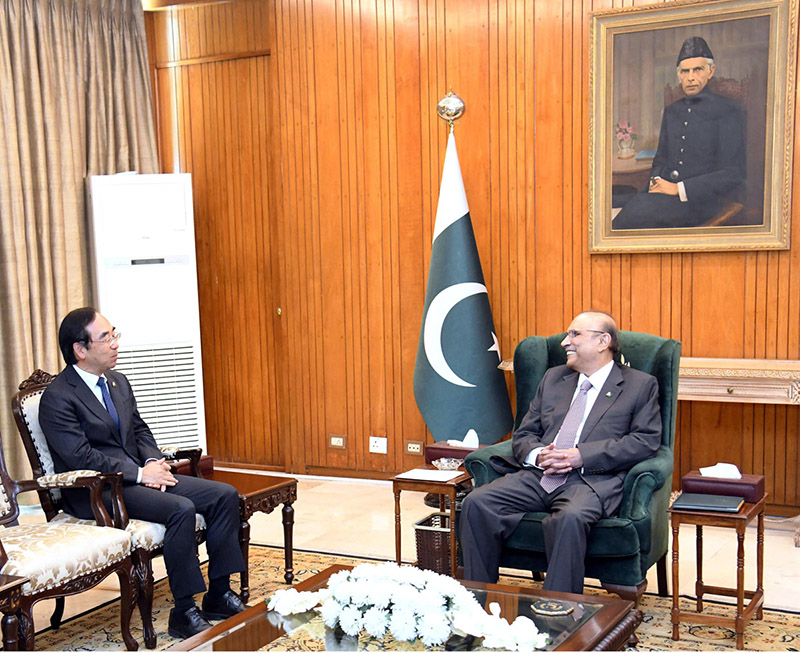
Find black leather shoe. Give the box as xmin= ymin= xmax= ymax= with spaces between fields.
xmin=445 ymin=633 xmax=477 ymax=651
xmin=168 ymin=605 xmax=212 ymax=639
xmin=201 ymin=589 xmax=248 ymax=620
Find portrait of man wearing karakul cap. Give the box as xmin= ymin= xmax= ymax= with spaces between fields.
xmin=613 ymin=36 xmax=746 ymax=229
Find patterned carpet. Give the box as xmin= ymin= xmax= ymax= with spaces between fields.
xmin=27 ymin=545 xmax=800 ymax=651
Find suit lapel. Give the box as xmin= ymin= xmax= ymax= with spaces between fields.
xmin=64 ymin=366 xmax=120 ymax=435
xmin=580 ymin=363 xmax=624 ymax=440
xmin=106 ymin=373 xmax=134 ymax=451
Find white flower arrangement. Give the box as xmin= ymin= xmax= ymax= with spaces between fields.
xmin=267 ymin=562 xmax=549 ymax=651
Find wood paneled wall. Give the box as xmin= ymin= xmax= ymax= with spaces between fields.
xmin=145 ymin=0 xmax=800 ymax=513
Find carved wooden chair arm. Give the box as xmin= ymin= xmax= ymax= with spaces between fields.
xmin=16 ymin=471 xmax=128 ymax=529
xmin=162 ymin=446 xmax=203 ymax=477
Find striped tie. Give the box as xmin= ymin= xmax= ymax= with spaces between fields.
xmin=540 ymin=379 xmax=593 ymax=493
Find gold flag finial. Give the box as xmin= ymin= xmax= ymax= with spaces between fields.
xmin=437 ymin=91 xmax=465 ymax=131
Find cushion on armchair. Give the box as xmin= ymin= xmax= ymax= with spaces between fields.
xmin=1 ymin=522 xmax=132 ymax=595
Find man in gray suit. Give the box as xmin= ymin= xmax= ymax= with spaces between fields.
xmin=459 ymin=311 xmax=661 ymax=594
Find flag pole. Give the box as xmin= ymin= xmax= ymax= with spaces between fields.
xmin=413 ymin=91 xmax=513 ymax=445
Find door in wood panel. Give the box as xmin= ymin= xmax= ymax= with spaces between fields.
xmin=155 ymin=55 xmax=284 ymax=468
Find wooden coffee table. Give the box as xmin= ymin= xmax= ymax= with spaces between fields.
xmin=204 ymin=471 xmax=298 ymax=600
xmin=174 ymin=564 xmax=642 ymax=651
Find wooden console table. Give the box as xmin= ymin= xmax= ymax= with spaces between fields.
xmin=501 ymin=357 xmax=800 ymax=405
xmin=204 ymin=471 xmax=298 ymax=600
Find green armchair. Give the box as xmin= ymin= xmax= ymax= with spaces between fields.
xmin=463 ymin=330 xmax=681 ymax=604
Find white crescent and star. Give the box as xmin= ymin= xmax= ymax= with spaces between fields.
xmin=423 ymin=282 xmax=501 ymax=388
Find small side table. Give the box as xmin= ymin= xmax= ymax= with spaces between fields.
xmin=205 ymin=471 xmax=298 ymax=599
xmin=668 ymin=494 xmax=766 ymax=649
xmin=391 ymin=466 xmax=471 ymax=577
xmin=0 ymin=574 xmax=27 ymax=651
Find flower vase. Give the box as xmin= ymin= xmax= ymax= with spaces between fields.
xmin=617 ymin=142 xmax=636 ymax=160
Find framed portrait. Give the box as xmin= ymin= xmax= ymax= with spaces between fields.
xmin=589 ymin=0 xmax=796 ymax=253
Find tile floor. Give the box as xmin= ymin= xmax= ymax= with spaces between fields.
xmin=19 ymin=469 xmax=800 ymax=640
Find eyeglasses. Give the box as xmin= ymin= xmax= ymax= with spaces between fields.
xmin=86 ymin=331 xmax=122 ymax=345
xmin=565 ymin=329 xmax=606 ymax=340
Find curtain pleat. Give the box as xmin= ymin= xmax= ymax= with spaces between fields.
xmin=0 ymin=0 xmax=158 ymax=479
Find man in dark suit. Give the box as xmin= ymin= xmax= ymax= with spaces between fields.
xmin=39 ymin=307 xmax=247 ymax=639
xmin=613 ymin=36 xmax=746 ymax=229
xmin=458 ymin=311 xmax=661 ymax=594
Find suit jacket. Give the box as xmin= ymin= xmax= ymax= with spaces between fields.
xmin=493 ymin=362 xmax=661 ymax=516
xmin=39 ymin=366 xmax=163 ymax=513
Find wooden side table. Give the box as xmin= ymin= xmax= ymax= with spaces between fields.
xmin=205 ymin=471 xmax=298 ymax=600
xmin=667 ymin=494 xmax=766 ymax=649
xmin=391 ymin=466 xmax=471 ymax=577
xmin=0 ymin=574 xmax=27 ymax=651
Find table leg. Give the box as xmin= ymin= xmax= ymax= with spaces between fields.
xmin=696 ymin=524 xmax=704 ymax=612
xmin=671 ymin=518 xmax=680 ymax=641
xmin=394 ymin=488 xmax=402 ymax=566
xmin=239 ymin=517 xmax=251 ymax=602
xmin=282 ymin=501 xmax=295 ymax=584
xmin=756 ymin=510 xmax=764 ymax=619
xmin=736 ymin=527 xmax=745 ymax=649
xmin=449 ymin=488 xmax=457 ymax=578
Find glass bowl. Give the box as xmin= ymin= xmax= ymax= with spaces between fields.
xmin=432 ymin=457 xmax=462 ymax=470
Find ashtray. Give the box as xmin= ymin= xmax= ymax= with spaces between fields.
xmin=432 ymin=457 xmax=462 ymax=470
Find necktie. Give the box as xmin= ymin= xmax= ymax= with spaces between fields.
xmin=97 ymin=377 xmax=120 ymax=431
xmin=540 ymin=379 xmax=593 ymax=493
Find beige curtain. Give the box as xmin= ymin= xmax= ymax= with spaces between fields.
xmin=0 ymin=0 xmax=158 ymax=479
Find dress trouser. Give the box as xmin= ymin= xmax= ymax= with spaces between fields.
xmin=73 ymin=476 xmax=245 ymax=600
xmin=459 ymin=468 xmax=603 ymax=594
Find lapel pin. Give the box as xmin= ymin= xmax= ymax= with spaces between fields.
xmin=111 ymin=381 xmax=116 ymax=387
xmin=606 ymin=392 xmax=612 ymax=397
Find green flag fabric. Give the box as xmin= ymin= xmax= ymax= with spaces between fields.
xmin=413 ymin=132 xmax=513 ymax=444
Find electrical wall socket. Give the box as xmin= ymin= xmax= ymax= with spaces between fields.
xmin=369 ymin=436 xmax=388 ymax=454
xmin=406 ymin=441 xmax=423 ymax=455
xmin=329 ymin=434 xmax=346 ymax=449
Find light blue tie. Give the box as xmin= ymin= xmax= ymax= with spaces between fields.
xmin=97 ymin=377 xmax=120 ymax=431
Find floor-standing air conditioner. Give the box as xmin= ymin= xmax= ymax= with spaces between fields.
xmin=87 ymin=173 xmax=206 ymax=452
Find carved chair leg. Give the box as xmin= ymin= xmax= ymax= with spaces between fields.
xmin=17 ymin=603 xmax=34 ymax=651
xmin=134 ymin=552 xmax=157 ymax=650
xmin=50 ymin=597 xmax=65 ymax=630
xmin=117 ymin=564 xmax=139 ymax=651
xmin=1 ymin=611 xmax=20 ymax=651
xmin=601 ymin=579 xmax=647 ymax=607
xmin=656 ymin=553 xmax=669 ymax=596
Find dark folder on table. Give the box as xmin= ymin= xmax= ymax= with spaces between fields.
xmin=672 ymin=492 xmax=745 ymax=513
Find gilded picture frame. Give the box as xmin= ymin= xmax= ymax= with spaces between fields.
xmin=589 ymin=0 xmax=796 ymax=253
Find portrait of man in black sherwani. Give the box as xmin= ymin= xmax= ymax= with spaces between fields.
xmin=613 ymin=36 xmax=747 ymax=229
